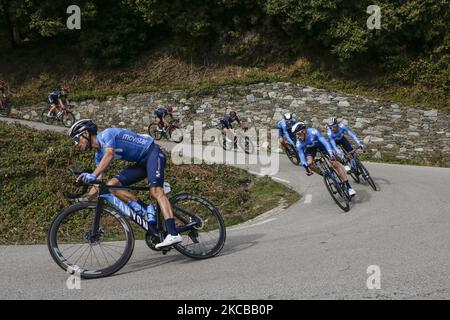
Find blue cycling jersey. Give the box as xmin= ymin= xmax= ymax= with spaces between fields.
xmin=48 ymin=91 xmax=62 ymax=102
xmin=296 ymin=128 xmax=334 ymax=167
xmin=154 ymin=107 xmax=168 ymax=117
xmin=95 ymin=128 xmax=154 ymax=166
xmin=327 ymin=123 xmax=361 ymax=152
xmin=277 ymin=117 xmax=298 ymax=145
xmin=221 ymin=115 xmax=241 ymax=129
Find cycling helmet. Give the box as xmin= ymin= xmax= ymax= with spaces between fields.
xmin=327 ymin=117 xmax=338 ymax=127
xmin=69 ymin=119 xmax=97 ymax=140
xmin=283 ymin=113 xmax=292 ymax=121
xmin=291 ymin=122 xmax=306 ymax=134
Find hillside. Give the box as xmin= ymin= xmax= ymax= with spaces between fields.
xmin=0 ymin=122 xmax=300 ymax=244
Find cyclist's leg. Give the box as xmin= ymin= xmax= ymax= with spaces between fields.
xmin=278 ymin=129 xmax=287 ymax=148
xmin=145 ymin=145 xmax=181 ymax=243
xmin=113 ymin=165 xmax=147 ymax=202
xmin=145 ymin=145 xmax=172 ymax=219
xmin=340 ymin=137 xmax=357 ymax=169
xmin=305 ymin=148 xmax=321 ymax=174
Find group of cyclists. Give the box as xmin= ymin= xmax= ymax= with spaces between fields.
xmin=277 ymin=112 xmax=365 ymax=197
xmin=2 ymin=80 xmax=367 ymax=246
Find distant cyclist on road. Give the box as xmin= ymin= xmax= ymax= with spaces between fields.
xmin=48 ymin=85 xmax=70 ymax=118
xmin=220 ymin=110 xmax=241 ymax=148
xmin=277 ymin=112 xmax=298 ymax=149
xmin=154 ymin=104 xmax=174 ymax=130
xmin=326 ymin=117 xmax=365 ymax=173
xmin=69 ymin=119 xmax=183 ymax=249
xmin=292 ymin=122 xmax=356 ymax=197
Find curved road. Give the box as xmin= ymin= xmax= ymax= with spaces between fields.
xmin=1 ymin=118 xmax=449 ymax=299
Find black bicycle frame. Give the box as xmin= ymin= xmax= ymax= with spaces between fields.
xmin=91 ymin=182 xmax=199 ymax=239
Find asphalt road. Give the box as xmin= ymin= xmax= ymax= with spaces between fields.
xmin=1 ymin=117 xmax=449 ymax=299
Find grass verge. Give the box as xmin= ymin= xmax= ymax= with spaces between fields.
xmin=0 ymin=122 xmax=299 ymax=244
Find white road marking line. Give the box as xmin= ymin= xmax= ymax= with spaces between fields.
xmin=304 ymin=194 xmax=313 ymax=204
xmin=249 ymin=171 xmax=291 ymax=184
xmin=229 ymin=218 xmax=277 ymax=231
xmin=272 ymin=177 xmax=291 ymax=184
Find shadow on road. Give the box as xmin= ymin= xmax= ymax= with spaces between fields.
xmin=113 ymin=233 xmax=265 ymax=277
xmin=218 ymin=233 xmax=265 ymax=257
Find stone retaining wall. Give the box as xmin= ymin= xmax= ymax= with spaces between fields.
xmin=10 ymin=82 xmax=450 ymax=165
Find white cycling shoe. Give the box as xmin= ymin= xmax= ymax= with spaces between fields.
xmin=155 ymin=234 xmax=183 ymax=249
xmin=344 ymin=165 xmax=352 ymax=173
xmin=348 ymin=188 xmax=356 ymax=197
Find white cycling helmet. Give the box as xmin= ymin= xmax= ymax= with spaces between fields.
xmin=327 ymin=117 xmax=338 ymax=127
xmin=283 ymin=113 xmax=292 ymax=121
xmin=291 ymin=122 xmax=306 ymax=134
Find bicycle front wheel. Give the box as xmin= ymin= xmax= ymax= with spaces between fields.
xmin=41 ymin=109 xmax=54 ymax=124
xmin=357 ymin=159 xmax=377 ymax=191
xmin=48 ymin=202 xmax=134 ymax=279
xmin=148 ymin=123 xmax=163 ymax=140
xmin=171 ymin=193 xmax=226 ymax=259
xmin=323 ymin=172 xmax=350 ymax=212
xmin=285 ymin=143 xmax=300 ymax=165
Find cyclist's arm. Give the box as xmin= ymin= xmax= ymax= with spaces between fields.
xmin=93 ymin=148 xmax=115 ymax=178
xmin=58 ymin=98 xmax=65 ymax=108
xmin=296 ymin=142 xmax=308 ymax=168
xmin=319 ymin=134 xmax=335 ymax=158
xmin=343 ymin=125 xmax=361 ymax=146
xmin=327 ymin=130 xmax=342 ymax=157
xmin=283 ymin=123 xmax=295 ymax=146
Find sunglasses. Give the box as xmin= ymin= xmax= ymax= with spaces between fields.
xmin=72 ymin=133 xmax=86 ymax=145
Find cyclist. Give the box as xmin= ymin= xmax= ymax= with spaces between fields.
xmin=48 ymin=85 xmax=69 ymax=118
xmin=277 ymin=112 xmax=298 ymax=149
xmin=154 ymin=104 xmax=174 ymax=130
xmin=220 ymin=110 xmax=241 ymax=147
xmin=69 ymin=119 xmax=182 ymax=248
xmin=291 ymin=122 xmax=356 ymax=197
xmin=0 ymin=80 xmax=8 ymax=98
xmin=326 ymin=117 xmax=365 ymax=173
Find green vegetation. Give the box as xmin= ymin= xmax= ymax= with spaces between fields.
xmin=0 ymin=1 xmax=448 ymax=110
xmin=0 ymin=122 xmax=300 ymax=244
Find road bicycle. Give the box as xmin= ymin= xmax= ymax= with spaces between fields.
xmin=41 ymin=104 xmax=76 ymax=127
xmin=341 ymin=148 xmax=377 ymax=190
xmin=148 ymin=118 xmax=183 ymax=143
xmin=314 ymin=151 xmax=352 ymax=212
xmin=0 ymin=96 xmax=10 ymax=117
xmin=283 ymin=139 xmax=300 ymax=166
xmin=221 ymin=127 xmax=255 ymax=154
xmin=48 ymin=168 xmax=226 ymax=279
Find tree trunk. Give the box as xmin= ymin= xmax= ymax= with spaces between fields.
xmin=1 ymin=0 xmax=17 ymax=48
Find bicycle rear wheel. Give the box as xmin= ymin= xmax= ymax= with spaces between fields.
xmin=237 ymin=135 xmax=255 ymax=154
xmin=48 ymin=202 xmax=134 ymax=279
xmin=170 ymin=193 xmax=226 ymax=259
xmin=169 ymin=126 xmax=184 ymax=143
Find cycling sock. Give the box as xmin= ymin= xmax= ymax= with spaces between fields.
xmin=166 ymin=218 xmax=178 ymax=236
xmin=345 ymin=181 xmax=351 ymax=189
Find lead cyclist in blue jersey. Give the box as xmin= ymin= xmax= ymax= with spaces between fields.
xmin=277 ymin=112 xmax=298 ymax=149
xmin=69 ymin=119 xmax=182 ymax=248
xmin=292 ymin=122 xmax=356 ymax=197
xmin=326 ymin=117 xmax=365 ymax=173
